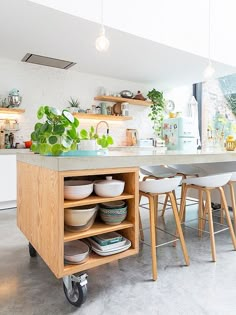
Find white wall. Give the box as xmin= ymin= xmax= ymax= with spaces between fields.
xmin=0 ymin=58 xmax=194 ymax=146
xmin=0 ymin=58 xmax=155 ymax=146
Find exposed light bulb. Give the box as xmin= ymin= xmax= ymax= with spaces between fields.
xmin=95 ymin=26 xmax=110 ymax=52
xmin=204 ymin=61 xmax=215 ymax=80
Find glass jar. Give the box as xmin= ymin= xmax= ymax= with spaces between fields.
xmin=226 ymin=135 xmax=235 ymax=151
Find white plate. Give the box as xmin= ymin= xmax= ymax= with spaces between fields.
xmin=88 ymin=237 xmax=126 ymax=251
xmin=91 ymin=239 xmax=131 ymax=256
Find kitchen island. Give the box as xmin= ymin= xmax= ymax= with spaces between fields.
xmin=16 ymin=150 xmax=236 ymax=305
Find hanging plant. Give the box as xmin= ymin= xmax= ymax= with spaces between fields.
xmin=147 ymin=88 xmax=165 ymax=138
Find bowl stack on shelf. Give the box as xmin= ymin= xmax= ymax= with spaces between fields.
xmin=88 ymin=232 xmax=131 ymax=256
xmin=93 ymin=176 xmax=125 ymax=197
xmin=64 ymin=179 xmax=98 ymax=232
xmin=64 ymin=180 xmax=93 ymax=200
xmin=65 ymin=204 xmax=98 ymax=232
xmin=99 ymin=201 xmax=127 ymax=225
xmin=64 ymin=240 xmax=90 ymax=264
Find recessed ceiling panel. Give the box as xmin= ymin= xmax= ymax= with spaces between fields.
xmin=21 ymin=53 xmax=76 ymax=69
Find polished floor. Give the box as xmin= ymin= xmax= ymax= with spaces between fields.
xmin=1 ymin=200 xmax=236 ymax=315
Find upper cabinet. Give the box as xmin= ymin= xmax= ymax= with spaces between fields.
xmin=0 ymin=108 xmax=25 ymax=114
xmin=94 ymin=96 xmax=152 ymax=106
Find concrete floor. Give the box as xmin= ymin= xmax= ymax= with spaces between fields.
xmin=1 ymin=202 xmax=236 ymax=315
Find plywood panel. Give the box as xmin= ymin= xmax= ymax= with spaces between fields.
xmin=17 ymin=161 xmax=64 ymax=278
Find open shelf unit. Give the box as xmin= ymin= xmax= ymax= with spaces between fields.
xmin=17 ymin=164 xmax=139 ymax=279
xmin=94 ymin=95 xmax=152 ymax=106
xmin=0 ymin=108 xmax=25 ymax=114
xmin=73 ymin=113 xmax=132 ymax=121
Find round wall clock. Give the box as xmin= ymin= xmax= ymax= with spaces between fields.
xmin=165 ymin=100 xmax=175 ymax=113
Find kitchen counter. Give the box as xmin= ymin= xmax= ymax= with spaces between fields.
xmin=0 ymin=148 xmax=30 ymax=154
xmin=17 ymin=149 xmax=236 ymax=171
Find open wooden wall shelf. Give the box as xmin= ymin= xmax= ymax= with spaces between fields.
xmin=73 ymin=113 xmax=132 ymax=121
xmin=0 ymin=108 xmax=25 ymax=114
xmin=94 ymin=95 xmax=152 ymax=106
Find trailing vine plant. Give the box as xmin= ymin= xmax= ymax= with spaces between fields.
xmin=147 ymin=88 xmax=165 ymax=138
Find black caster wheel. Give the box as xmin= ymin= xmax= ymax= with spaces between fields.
xmin=28 ymin=243 xmax=37 ymax=257
xmin=63 ymin=281 xmax=87 ymax=307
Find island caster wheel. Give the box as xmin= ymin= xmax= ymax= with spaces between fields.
xmin=28 ymin=243 xmax=37 ymax=257
xmin=63 ymin=274 xmax=88 ymax=307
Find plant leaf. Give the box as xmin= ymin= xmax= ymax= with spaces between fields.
xmin=37 ymin=106 xmax=45 ymax=119
xmin=48 ymin=135 xmax=58 ymax=145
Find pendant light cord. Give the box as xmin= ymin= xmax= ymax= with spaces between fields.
xmin=101 ymin=0 xmax=104 ymax=27
xmin=208 ymin=0 xmax=211 ymax=64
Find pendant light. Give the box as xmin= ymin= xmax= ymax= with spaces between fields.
xmin=95 ymin=0 xmax=110 ymax=52
xmin=204 ymin=0 xmax=215 ymax=80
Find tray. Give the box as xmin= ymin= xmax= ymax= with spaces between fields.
xmin=91 ymin=239 xmax=131 ymax=256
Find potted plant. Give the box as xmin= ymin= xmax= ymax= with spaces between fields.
xmin=147 ymin=88 xmax=165 ymax=139
xmin=67 ymin=97 xmax=80 ymax=113
xmin=31 ymin=105 xmax=80 ymax=155
xmin=79 ymin=126 xmax=114 ymax=150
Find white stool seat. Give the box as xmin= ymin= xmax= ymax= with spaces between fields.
xmin=183 ymin=173 xmax=232 ymax=188
xmin=230 ymin=171 xmax=236 ymax=181
xmin=139 ymin=177 xmax=182 ymax=194
xmin=168 ymin=164 xmax=205 ymax=176
xmin=140 ymin=166 xmax=177 ymax=178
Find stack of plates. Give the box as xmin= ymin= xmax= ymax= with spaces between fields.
xmin=64 ymin=240 xmax=89 ymax=264
xmin=88 ymin=232 xmax=131 ymax=256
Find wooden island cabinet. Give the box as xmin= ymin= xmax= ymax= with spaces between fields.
xmin=16 ymin=149 xmax=236 ymax=305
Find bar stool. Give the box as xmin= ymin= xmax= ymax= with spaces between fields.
xmin=139 ymin=176 xmax=190 ymax=281
xmin=227 ymin=171 xmax=236 ymax=233
xmin=140 ymin=166 xmax=177 ymax=215
xmin=166 ymin=164 xmax=206 ymax=219
xmin=179 ymin=173 xmax=236 ymax=262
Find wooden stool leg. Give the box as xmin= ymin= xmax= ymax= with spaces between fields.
xmin=218 ymin=187 xmax=236 ymax=249
xmin=169 ymin=192 xmax=190 ymax=266
xmin=148 ymin=194 xmax=158 ymax=281
xmin=139 ymin=193 xmax=144 ymax=241
xmin=181 ymin=180 xmax=187 ymax=222
xmin=154 ymin=194 xmax=158 ymax=226
xmin=228 ymin=182 xmax=236 ymax=234
xmin=220 ymin=191 xmax=224 ymax=225
xmin=161 ymin=194 xmax=169 ymax=216
xmin=205 ymin=190 xmax=216 ymax=262
xmin=179 ymin=184 xmax=188 ymax=223
xmin=198 ymin=189 xmax=203 ymax=237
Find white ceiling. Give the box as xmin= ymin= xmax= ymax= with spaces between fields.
xmin=0 ymin=0 xmax=235 ymax=90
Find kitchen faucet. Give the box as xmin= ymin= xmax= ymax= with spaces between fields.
xmin=96 ymin=121 xmax=109 ymax=135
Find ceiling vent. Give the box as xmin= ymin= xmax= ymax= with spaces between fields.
xmin=21 ymin=53 xmax=76 ymax=70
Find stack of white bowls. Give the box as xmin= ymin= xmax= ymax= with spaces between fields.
xmin=64 ymin=180 xmax=93 ymax=200
xmin=64 ymin=240 xmax=89 ymax=264
xmin=65 ymin=204 xmax=98 ymax=232
xmin=93 ymin=176 xmax=125 ymax=197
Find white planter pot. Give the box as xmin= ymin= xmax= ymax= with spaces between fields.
xmin=79 ymin=139 xmax=97 ymax=151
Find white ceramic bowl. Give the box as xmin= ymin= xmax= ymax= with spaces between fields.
xmin=64 ymin=180 xmax=93 ymax=200
xmin=94 ymin=176 xmax=125 ymax=197
xmin=65 ymin=204 xmax=98 ymax=226
xmin=64 ymin=240 xmax=89 ymax=264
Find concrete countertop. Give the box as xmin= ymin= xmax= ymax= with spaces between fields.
xmin=0 ymin=148 xmax=30 ymax=155
xmin=16 ymin=149 xmax=236 ymax=172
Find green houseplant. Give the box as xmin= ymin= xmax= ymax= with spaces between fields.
xmin=31 ymin=105 xmax=80 ymax=155
xmin=147 ymin=88 xmax=165 ymax=138
xmin=79 ymin=126 xmax=114 ymax=149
